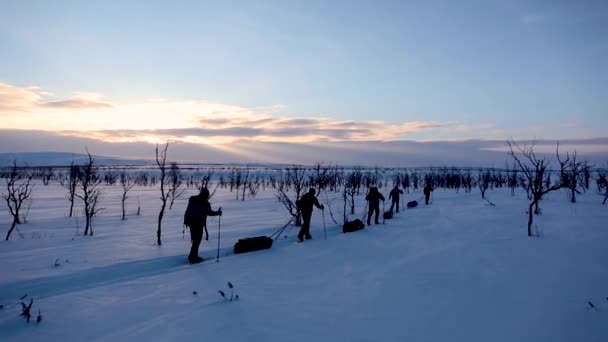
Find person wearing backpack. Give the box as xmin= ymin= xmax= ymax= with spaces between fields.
xmin=388 ymin=185 xmax=403 ymax=213
xmin=365 ymin=186 xmax=385 ymax=225
xmin=184 ymin=188 xmax=222 ymax=264
xmin=296 ymin=188 xmax=324 ymax=242
xmin=423 ymin=184 xmax=433 ymax=205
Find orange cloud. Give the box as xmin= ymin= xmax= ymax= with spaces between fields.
xmin=0 ymin=82 xmax=498 ymax=144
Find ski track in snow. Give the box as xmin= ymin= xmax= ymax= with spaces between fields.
xmin=1 ymin=184 xmax=608 ymax=341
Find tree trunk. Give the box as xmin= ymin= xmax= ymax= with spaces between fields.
xmin=5 ymin=218 xmax=17 ymax=240
xmin=69 ymin=198 xmax=74 ymax=218
xmin=122 ymin=199 xmax=126 ymax=220
xmin=527 ymin=202 xmax=535 ymax=237
xmin=570 ymin=188 xmax=576 ymax=203
xmin=157 ymin=203 xmax=165 ymax=246
xmin=84 ymin=213 xmax=91 ymax=236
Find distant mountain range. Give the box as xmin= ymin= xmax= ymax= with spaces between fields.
xmin=0 ymin=152 xmax=153 ymax=167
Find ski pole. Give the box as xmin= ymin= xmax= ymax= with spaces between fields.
xmin=216 ymin=207 xmax=221 ymax=262
xmin=322 ymin=208 xmax=327 ymax=240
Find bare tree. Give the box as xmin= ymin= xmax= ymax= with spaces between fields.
xmin=582 ymin=162 xmax=592 ymax=190
xmin=198 ymin=169 xmax=214 ymax=189
xmin=478 ymin=169 xmax=491 ymax=199
xmin=557 ymin=149 xmax=586 ymax=203
xmin=167 ymin=162 xmax=185 ymax=209
xmin=41 ymin=167 xmax=54 ymax=186
xmin=276 ymin=166 xmax=307 ymax=227
xmin=507 ymin=163 xmax=518 ymax=197
xmin=240 ymin=167 xmax=250 ymax=201
xmin=228 ymin=167 xmax=243 ymax=198
xmin=247 ymin=172 xmax=262 ymax=199
xmin=104 ymin=171 xmax=119 ymax=186
xmin=119 ymin=172 xmax=135 ymax=220
xmin=312 ymin=163 xmax=339 ymax=224
xmin=507 ymin=140 xmax=565 ymax=237
xmin=400 ymin=172 xmax=410 ymax=193
xmin=597 ymin=167 xmax=608 ymax=205
xmin=59 ymin=160 xmax=79 ymax=217
xmin=75 ymin=151 xmax=103 ymax=236
xmin=310 ymin=163 xmax=331 ymax=191
xmin=3 ymin=161 xmax=34 ymax=240
xmin=155 ymin=142 xmax=169 ymax=246
xmin=345 ymin=169 xmax=363 ymax=215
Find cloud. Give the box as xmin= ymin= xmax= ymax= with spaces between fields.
xmin=1 ymin=82 xmax=601 ymax=151
xmin=0 ymin=83 xmax=112 ymax=113
xmin=1 ymin=129 xmax=607 ymax=167
xmin=0 ymin=83 xmax=42 ymax=112
xmin=65 ymin=119 xmax=465 ymax=145
xmin=1 ymin=82 xmax=490 ymax=144
xmin=40 ymin=91 xmax=112 ymax=109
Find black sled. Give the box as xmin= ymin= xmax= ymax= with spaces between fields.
xmin=234 ymin=236 xmax=273 ymax=254
xmin=407 ymin=200 xmax=418 ymax=208
xmin=343 ymin=219 xmax=365 ymax=233
xmin=383 ymin=210 xmax=393 ymax=220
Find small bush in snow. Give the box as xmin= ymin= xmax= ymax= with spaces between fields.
xmin=20 ymin=298 xmax=33 ymax=323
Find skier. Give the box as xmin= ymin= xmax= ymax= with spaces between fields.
xmin=388 ymin=185 xmax=403 ymax=213
xmin=423 ymin=184 xmax=433 ymax=205
xmin=365 ymin=186 xmax=385 ymax=225
xmin=296 ymin=188 xmax=324 ymax=242
xmin=184 ymin=188 xmax=222 ymax=264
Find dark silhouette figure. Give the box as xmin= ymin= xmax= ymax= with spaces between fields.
xmin=365 ymin=187 xmax=385 ymax=225
xmin=184 ymin=188 xmax=222 ymax=264
xmin=423 ymin=184 xmax=433 ymax=205
xmin=296 ymin=188 xmax=324 ymax=242
xmin=389 ymin=185 xmax=403 ymax=213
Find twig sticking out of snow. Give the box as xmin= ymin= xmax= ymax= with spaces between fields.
xmin=21 ymin=298 xmax=33 ymax=323
xmin=218 ymin=282 xmax=239 ymax=302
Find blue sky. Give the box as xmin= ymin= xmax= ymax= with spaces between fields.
xmin=0 ymin=0 xmax=607 ymax=164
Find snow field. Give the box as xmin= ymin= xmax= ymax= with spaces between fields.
xmin=1 ymin=183 xmax=608 ymax=341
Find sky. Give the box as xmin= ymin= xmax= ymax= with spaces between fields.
xmin=1 ymin=0 xmax=607 ymax=166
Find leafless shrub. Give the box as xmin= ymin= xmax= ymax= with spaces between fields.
xmin=3 ymin=161 xmax=34 ymax=240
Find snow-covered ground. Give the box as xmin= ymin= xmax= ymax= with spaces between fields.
xmin=1 ymin=183 xmax=607 ymax=341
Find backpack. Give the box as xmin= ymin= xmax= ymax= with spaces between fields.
xmin=184 ymin=196 xmax=203 ymax=227
xmin=296 ymin=196 xmax=307 ymax=211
